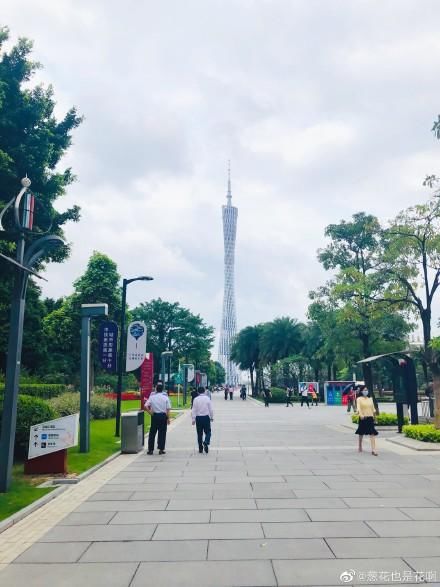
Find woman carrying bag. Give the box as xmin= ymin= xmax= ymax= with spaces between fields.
xmin=355 ymin=385 xmax=378 ymax=456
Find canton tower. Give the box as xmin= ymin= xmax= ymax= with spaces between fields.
xmin=218 ymin=165 xmax=239 ymax=386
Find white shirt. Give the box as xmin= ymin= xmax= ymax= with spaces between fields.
xmin=191 ymin=394 xmax=213 ymax=422
xmin=145 ymin=392 xmax=171 ymax=414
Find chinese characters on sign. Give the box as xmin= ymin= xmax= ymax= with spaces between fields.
xmin=28 ymin=414 xmax=79 ymax=459
xmin=339 ymin=569 xmax=437 ymax=583
xmin=98 ymin=321 xmax=118 ymax=372
xmin=140 ymin=353 xmax=154 ymax=410
xmin=126 ymin=321 xmax=147 ymax=372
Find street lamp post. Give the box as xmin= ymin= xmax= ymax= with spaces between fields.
xmin=115 ymin=276 xmax=153 ymax=437
xmin=161 ymin=351 xmax=173 ymax=388
xmin=0 ymin=177 xmax=64 ymax=492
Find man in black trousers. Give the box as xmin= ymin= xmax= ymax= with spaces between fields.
xmin=145 ymin=382 xmax=171 ymax=455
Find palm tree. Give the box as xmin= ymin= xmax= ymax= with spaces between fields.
xmin=230 ymin=325 xmax=261 ymax=396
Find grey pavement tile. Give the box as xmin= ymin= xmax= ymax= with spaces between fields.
xmin=130 ymin=490 xmax=213 ymax=500
xmin=404 ymin=508 xmax=440 ymax=520
xmin=327 ymin=537 xmax=440 ymax=558
xmin=256 ymin=498 xmax=347 ymax=509
xmin=14 ymin=542 xmax=90 ymax=563
xmin=262 ymin=521 xmax=375 ymax=538
xmin=293 ymin=488 xmax=377 ymax=498
xmin=283 ymin=478 xmax=329 ymax=488
xmin=250 ymin=486 xmax=295 ymax=498
xmin=131 ymin=560 xmax=277 ymax=586
xmin=324 ymin=481 xmax=404 ymax=490
xmin=94 ymin=484 xmax=150 ymax=492
xmin=368 ymin=520 xmax=440 ymax=537
xmin=166 ymin=499 xmax=256 ymax=510
xmin=306 ymin=508 xmax=410 ymax=521
xmin=235 ymin=476 xmax=286 ymax=483
xmin=110 ymin=510 xmax=210 ymax=524
xmin=371 ymin=488 xmax=440 ymax=498
xmin=75 ymin=500 xmax=168 ymax=512
xmin=426 ymin=495 xmax=440 ymax=506
xmin=272 ymin=557 xmax=413 ymax=586
xmin=0 ymin=563 xmax=139 ymax=587
xmin=343 ymin=497 xmax=437 ymax=508
xmin=80 ymin=539 xmax=208 ymax=562
xmin=40 ymin=523 xmax=156 ymax=542
xmin=88 ymin=491 xmax=134 ymax=501
xmin=208 ymin=537 xmax=333 ymax=560
xmin=59 ymin=511 xmax=116 ymax=525
xmin=210 ymin=509 xmax=309 ymax=523
xmin=153 ymin=522 xmax=264 ymax=540
xmin=212 ymin=488 xmax=254 ymax=498
xmin=107 ymin=477 xmax=146 ymax=485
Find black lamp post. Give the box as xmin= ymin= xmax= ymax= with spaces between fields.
xmin=115 ymin=276 xmax=153 ymax=437
xmin=0 ymin=177 xmax=64 ymax=492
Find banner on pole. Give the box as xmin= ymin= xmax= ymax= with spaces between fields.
xmin=140 ymin=352 xmax=154 ymax=409
xmin=126 ymin=321 xmax=147 ymax=371
xmin=186 ymin=364 xmax=194 ymax=382
xmin=98 ymin=321 xmax=118 ymax=372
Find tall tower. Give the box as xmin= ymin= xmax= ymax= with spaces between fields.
xmin=219 ymin=164 xmax=239 ymax=386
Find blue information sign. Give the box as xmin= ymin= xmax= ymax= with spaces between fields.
xmin=98 ymin=321 xmax=118 ymax=372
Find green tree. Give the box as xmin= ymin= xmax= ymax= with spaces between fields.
xmin=0 ymin=26 xmax=82 ymax=372
xmin=230 ymin=325 xmax=261 ymax=396
xmin=131 ymin=298 xmax=214 ymax=380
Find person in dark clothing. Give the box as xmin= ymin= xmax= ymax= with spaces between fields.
xmin=240 ymin=385 xmax=247 ymax=400
xmin=224 ymin=385 xmax=229 ymax=400
xmin=286 ymin=387 xmax=294 ymax=407
xmin=190 ymin=388 xmax=199 ymax=407
xmin=145 ymin=383 xmax=171 ymax=455
xmin=263 ymin=388 xmax=271 ymax=407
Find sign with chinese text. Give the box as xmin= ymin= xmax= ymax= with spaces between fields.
xmin=186 ymin=364 xmax=194 ymax=382
xmin=126 ymin=321 xmax=147 ymax=371
xmin=98 ymin=321 xmax=118 ymax=372
xmin=140 ymin=353 xmax=154 ymax=409
xmin=28 ymin=414 xmax=79 ymax=459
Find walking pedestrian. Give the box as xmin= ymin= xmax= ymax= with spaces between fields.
xmin=263 ymin=387 xmax=271 ymax=407
xmin=355 ymin=385 xmax=378 ymax=456
xmin=286 ymin=386 xmax=294 ymax=407
xmin=310 ymin=387 xmax=318 ymax=406
xmin=346 ymin=385 xmax=357 ymax=413
xmin=192 ymin=386 xmax=214 ymax=453
xmin=145 ymin=383 xmax=171 ymax=455
xmin=190 ymin=387 xmax=199 ymax=407
xmin=240 ymin=385 xmax=247 ymax=400
xmin=300 ymin=385 xmax=311 ymax=408
xmin=224 ymin=385 xmax=229 ymax=400
xmin=229 ymin=386 xmax=233 ymax=400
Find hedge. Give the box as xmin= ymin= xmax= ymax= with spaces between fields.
xmin=0 ymin=394 xmax=57 ymax=457
xmin=49 ymin=392 xmax=116 ymax=420
xmin=403 ymin=424 xmax=440 ymax=443
xmin=352 ymin=413 xmax=409 ymax=426
xmin=0 ymin=383 xmax=67 ymax=399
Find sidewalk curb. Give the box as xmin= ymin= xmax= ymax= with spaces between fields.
xmin=386 ymin=435 xmax=440 ymax=451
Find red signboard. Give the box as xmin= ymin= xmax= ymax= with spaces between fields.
xmin=140 ymin=353 xmax=154 ymax=410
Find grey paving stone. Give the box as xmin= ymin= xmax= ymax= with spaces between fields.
xmin=370 ymin=488 xmax=440 ymax=498
xmin=88 ymin=491 xmax=134 ymax=501
xmin=59 ymin=511 xmax=116 ymax=525
xmin=343 ymin=497 xmax=437 ymax=508
xmin=212 ymin=488 xmax=254 ymax=498
xmin=166 ymin=499 xmax=256 ymax=510
xmin=272 ymin=557 xmax=412 ymax=586
xmin=250 ymin=486 xmax=295 ymax=498
xmin=110 ymin=510 xmax=210 ymax=524
xmin=40 ymin=523 xmax=156 ymax=542
xmin=0 ymin=563 xmax=138 ymax=587
xmin=293 ymin=488 xmax=377 ymax=498
xmin=208 ymin=538 xmax=333 ymax=560
xmin=262 ymin=521 xmax=375 ymax=538
xmin=306 ymin=508 xmax=410 ymax=521
xmin=75 ymin=500 xmax=168 ymax=512
xmin=404 ymin=508 xmax=440 ymax=520
xmin=14 ymin=541 xmax=90 ymax=563
xmin=368 ymin=520 xmax=440 ymax=537
xmin=130 ymin=490 xmax=212 ymax=500
xmin=256 ymin=498 xmax=347 ymax=509
xmin=210 ymin=509 xmax=309 ymax=523
xmin=153 ymin=522 xmax=263 ymax=540
xmin=283 ymin=477 xmax=330 ymax=488
xmin=80 ymin=539 xmax=208 ymax=562
xmin=403 ymin=557 xmax=440 ymax=582
xmin=327 ymin=537 xmax=440 ymax=558
xmin=131 ymin=560 xmax=277 ymax=586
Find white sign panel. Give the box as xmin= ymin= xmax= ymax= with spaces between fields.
xmin=28 ymin=413 xmax=79 ymax=459
xmin=186 ymin=364 xmax=195 ymax=382
xmin=126 ymin=321 xmax=147 ymax=371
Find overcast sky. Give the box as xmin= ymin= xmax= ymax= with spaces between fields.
xmin=4 ymin=0 xmax=440 ymax=345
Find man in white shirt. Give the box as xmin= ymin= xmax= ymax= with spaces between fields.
xmin=145 ymin=382 xmax=171 ymax=455
xmin=191 ymin=386 xmax=214 ymax=454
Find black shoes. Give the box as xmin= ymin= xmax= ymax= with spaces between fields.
xmin=147 ymin=451 xmax=153 ymax=455
xmin=159 ymin=450 xmax=166 ymax=455
xmin=199 ymin=447 xmax=203 ymax=453
xmin=203 ymin=443 xmax=209 ymax=454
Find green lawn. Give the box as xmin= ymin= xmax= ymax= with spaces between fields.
xmin=0 ymin=399 xmax=185 ymax=522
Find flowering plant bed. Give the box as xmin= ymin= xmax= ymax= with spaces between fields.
xmin=104 ymin=392 xmax=140 ymax=401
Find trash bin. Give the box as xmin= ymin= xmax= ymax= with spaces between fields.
xmin=121 ymin=411 xmax=145 ymax=453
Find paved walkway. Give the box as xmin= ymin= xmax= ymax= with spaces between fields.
xmin=1 ymin=395 xmax=440 ymax=586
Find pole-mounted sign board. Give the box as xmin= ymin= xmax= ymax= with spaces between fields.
xmin=98 ymin=321 xmax=118 ymax=372
xmin=28 ymin=413 xmax=79 ymax=459
xmin=186 ymin=364 xmax=195 ymax=382
xmin=126 ymin=321 xmax=147 ymax=371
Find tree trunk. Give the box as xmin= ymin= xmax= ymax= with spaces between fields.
xmin=327 ymin=363 xmax=331 ymax=380
xmin=250 ymin=366 xmax=255 ymax=397
xmin=431 ymin=363 xmax=440 ymax=429
xmin=362 ymin=362 xmax=378 ymax=413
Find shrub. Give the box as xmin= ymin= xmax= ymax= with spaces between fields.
xmin=0 ymin=394 xmax=57 ymax=458
xmin=403 ymin=424 xmax=440 ymax=443
xmin=351 ymin=413 xmax=409 ymax=426
xmin=0 ymin=383 xmax=67 ymax=399
xmin=94 ymin=373 xmax=138 ymax=391
xmin=49 ymin=392 xmax=116 ymax=420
